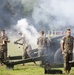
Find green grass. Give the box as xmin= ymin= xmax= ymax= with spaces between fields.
xmin=0 ymin=42 xmax=74 ymax=75
xmin=0 ymin=63 xmax=43 ymax=75
xmin=0 ymin=63 xmax=74 ymax=75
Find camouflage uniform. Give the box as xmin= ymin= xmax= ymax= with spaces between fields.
xmin=0 ymin=36 xmax=8 ymax=60
xmin=23 ymin=44 xmax=32 ymax=59
xmin=37 ymin=35 xmax=47 ymax=65
xmin=0 ymin=37 xmax=4 ymax=63
xmin=21 ymin=35 xmax=32 ymax=59
xmin=61 ymin=36 xmax=74 ymax=71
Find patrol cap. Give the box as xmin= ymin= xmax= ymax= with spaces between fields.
xmin=18 ymin=32 xmax=22 ymax=35
xmin=1 ymin=30 xmax=5 ymax=32
xmin=1 ymin=30 xmax=5 ymax=33
xmin=40 ymin=31 xmax=44 ymax=35
xmin=2 ymin=30 xmax=5 ymax=31
xmin=66 ymin=28 xmax=71 ymax=32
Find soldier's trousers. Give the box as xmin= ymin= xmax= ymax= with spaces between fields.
xmin=38 ymin=48 xmax=47 ymax=65
xmin=0 ymin=51 xmax=4 ymax=63
xmin=23 ymin=45 xmax=32 ymax=59
xmin=23 ymin=50 xmax=29 ymax=59
xmin=63 ymin=52 xmax=73 ymax=71
xmin=3 ymin=50 xmax=7 ymax=60
xmin=0 ymin=50 xmax=7 ymax=61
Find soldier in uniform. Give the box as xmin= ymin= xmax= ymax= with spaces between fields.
xmin=0 ymin=36 xmax=4 ymax=65
xmin=14 ymin=32 xmax=36 ymax=65
xmin=37 ymin=31 xmax=48 ymax=66
xmin=14 ymin=32 xmax=32 ymax=59
xmin=61 ymin=29 xmax=74 ymax=74
xmin=0 ymin=30 xmax=10 ymax=62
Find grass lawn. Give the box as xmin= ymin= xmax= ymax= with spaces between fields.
xmin=0 ymin=63 xmax=74 ymax=75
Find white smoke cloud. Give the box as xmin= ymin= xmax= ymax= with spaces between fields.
xmin=14 ymin=18 xmax=39 ymax=45
xmin=6 ymin=0 xmax=74 ymax=45
xmin=21 ymin=0 xmax=38 ymax=13
xmin=32 ymin=0 xmax=74 ymax=30
xmin=1 ymin=0 xmax=74 ymax=31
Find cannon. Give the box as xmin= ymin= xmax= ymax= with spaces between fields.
xmin=3 ymin=55 xmax=46 ymax=69
xmin=2 ymin=54 xmax=63 ymax=74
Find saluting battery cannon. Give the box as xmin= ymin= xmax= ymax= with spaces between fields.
xmin=3 ymin=55 xmax=46 ymax=69
xmin=2 ymin=48 xmax=39 ymax=69
xmin=2 ymin=54 xmax=63 ymax=74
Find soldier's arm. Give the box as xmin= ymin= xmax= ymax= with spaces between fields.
xmin=0 ymin=42 xmax=3 ymax=45
xmin=37 ymin=38 xmax=39 ymax=45
xmin=61 ymin=41 xmax=64 ymax=52
xmin=73 ymin=37 xmax=74 ymax=47
xmin=0 ymin=41 xmax=4 ymax=45
xmin=16 ymin=42 xmax=23 ymax=45
xmin=7 ymin=37 xmax=10 ymax=43
xmin=61 ymin=39 xmax=64 ymax=54
xmin=15 ymin=37 xmax=22 ymax=42
xmin=4 ymin=36 xmax=10 ymax=43
xmin=45 ymin=37 xmax=49 ymax=44
xmin=14 ymin=37 xmax=22 ymax=44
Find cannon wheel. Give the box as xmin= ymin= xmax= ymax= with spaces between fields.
xmin=54 ymin=48 xmax=63 ymax=63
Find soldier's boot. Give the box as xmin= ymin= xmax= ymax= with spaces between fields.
xmin=0 ymin=58 xmax=4 ymax=66
xmin=1 ymin=62 xmax=3 ymax=66
xmin=0 ymin=61 xmax=3 ymax=66
xmin=67 ymin=70 xmax=70 ymax=74
xmin=22 ymin=63 xmax=25 ymax=66
xmin=33 ymin=61 xmax=37 ymax=65
xmin=64 ymin=70 xmax=67 ymax=74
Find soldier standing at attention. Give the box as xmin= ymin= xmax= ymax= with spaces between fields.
xmin=61 ymin=29 xmax=74 ymax=74
xmin=0 ymin=30 xmax=10 ymax=62
xmin=37 ymin=31 xmax=48 ymax=66
xmin=0 ymin=35 xmax=4 ymax=65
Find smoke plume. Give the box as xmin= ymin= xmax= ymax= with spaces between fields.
xmin=1 ymin=0 xmax=74 ymax=42
xmin=15 ymin=18 xmax=39 ymax=45
xmin=32 ymin=0 xmax=74 ymax=31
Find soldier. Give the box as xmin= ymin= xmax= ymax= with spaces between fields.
xmin=14 ymin=32 xmax=37 ymax=66
xmin=14 ymin=32 xmax=32 ymax=59
xmin=37 ymin=31 xmax=48 ymax=66
xmin=61 ymin=29 xmax=74 ymax=74
xmin=0 ymin=30 xmax=10 ymax=62
xmin=0 ymin=36 xmax=4 ymax=65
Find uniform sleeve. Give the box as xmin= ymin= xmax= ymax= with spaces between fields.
xmin=45 ymin=37 xmax=48 ymax=44
xmin=73 ymin=37 xmax=74 ymax=43
xmin=0 ymin=38 xmax=3 ymax=45
xmin=6 ymin=36 xmax=8 ymax=40
xmin=6 ymin=36 xmax=10 ymax=42
xmin=61 ymin=37 xmax=65 ymax=44
xmin=0 ymin=38 xmax=1 ymax=43
xmin=73 ymin=37 xmax=74 ymax=41
xmin=37 ymin=38 xmax=39 ymax=45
